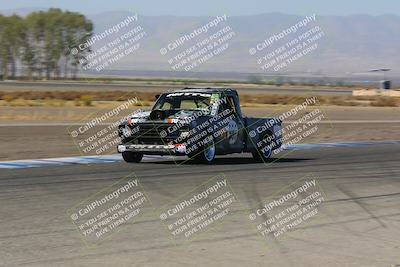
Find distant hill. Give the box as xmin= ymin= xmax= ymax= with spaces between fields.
xmin=2 ymin=9 xmax=400 ymax=77
xmin=0 ymin=7 xmax=45 ymax=16
xmin=88 ymin=12 xmax=400 ymax=76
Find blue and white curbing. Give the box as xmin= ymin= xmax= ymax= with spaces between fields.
xmin=1 ymin=141 xmax=399 ymax=169
xmin=284 ymin=140 xmax=400 ymax=150
xmin=0 ymin=155 xmax=166 ymax=169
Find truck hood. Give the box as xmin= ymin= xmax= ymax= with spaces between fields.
xmin=127 ymin=110 xmax=201 ymax=124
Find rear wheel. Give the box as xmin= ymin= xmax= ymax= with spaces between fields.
xmin=252 ymin=132 xmax=273 ymax=162
xmin=122 ymin=151 xmax=143 ymax=163
xmin=193 ymin=136 xmax=216 ymax=164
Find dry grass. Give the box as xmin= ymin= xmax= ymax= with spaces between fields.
xmin=369 ymin=97 xmax=399 ymax=107
xmin=240 ymin=94 xmax=400 ymax=107
xmin=0 ymin=91 xmax=399 ymax=107
xmin=0 ymin=91 xmax=156 ymax=102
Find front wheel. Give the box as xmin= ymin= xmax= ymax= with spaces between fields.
xmin=193 ymin=136 xmax=216 ymax=164
xmin=122 ymin=151 xmax=143 ymax=163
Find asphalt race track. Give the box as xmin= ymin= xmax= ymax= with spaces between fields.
xmin=1 ymin=144 xmax=400 ymax=266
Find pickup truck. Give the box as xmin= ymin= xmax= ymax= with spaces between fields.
xmin=117 ymin=88 xmax=283 ymax=163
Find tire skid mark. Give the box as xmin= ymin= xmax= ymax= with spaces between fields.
xmin=336 ymin=184 xmax=387 ymax=228
xmin=242 ymin=177 xmax=295 ymax=266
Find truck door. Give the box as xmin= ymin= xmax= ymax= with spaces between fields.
xmin=219 ymin=94 xmax=245 ymax=153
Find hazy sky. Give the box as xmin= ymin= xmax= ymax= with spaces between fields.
xmin=1 ymin=0 xmax=399 ymax=16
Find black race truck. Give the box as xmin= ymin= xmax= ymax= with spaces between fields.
xmin=117 ymin=88 xmax=283 ymax=163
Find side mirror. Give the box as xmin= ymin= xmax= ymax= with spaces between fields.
xmin=155 ymin=94 xmax=160 ymax=100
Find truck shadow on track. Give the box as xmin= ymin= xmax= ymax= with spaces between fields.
xmin=143 ymin=157 xmax=313 ymax=165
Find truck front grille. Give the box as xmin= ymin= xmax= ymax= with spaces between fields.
xmin=122 ymin=123 xmax=180 ymax=145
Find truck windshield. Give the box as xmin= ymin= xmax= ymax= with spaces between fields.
xmin=154 ymin=92 xmax=214 ymax=114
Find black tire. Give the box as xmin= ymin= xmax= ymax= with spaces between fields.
xmin=252 ymin=132 xmax=273 ymax=162
xmin=192 ymin=136 xmax=216 ymax=164
xmin=122 ymin=151 xmax=143 ymax=163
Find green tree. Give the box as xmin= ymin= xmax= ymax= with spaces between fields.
xmin=19 ymin=18 xmax=37 ymax=79
xmin=0 ymin=15 xmax=23 ymax=79
xmin=8 ymin=15 xmax=25 ymax=78
xmin=0 ymin=15 xmax=6 ymax=79
xmin=20 ymin=9 xmax=93 ymax=79
xmin=64 ymin=12 xmax=93 ymax=79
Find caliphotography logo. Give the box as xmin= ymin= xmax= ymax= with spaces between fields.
xmin=1 ymin=1 xmax=400 ymax=266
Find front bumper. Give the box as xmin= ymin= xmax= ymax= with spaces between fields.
xmin=117 ymin=143 xmax=187 ymax=155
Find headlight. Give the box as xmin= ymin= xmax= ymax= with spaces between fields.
xmin=179 ymin=125 xmax=190 ymax=138
xmin=180 ymin=131 xmax=190 ymax=138
xmin=121 ymin=125 xmax=132 ymax=138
